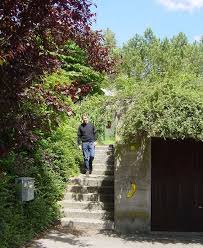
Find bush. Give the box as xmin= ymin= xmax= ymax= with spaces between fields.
xmin=0 ymin=118 xmax=82 ymax=248
xmin=120 ymin=76 xmax=203 ymax=142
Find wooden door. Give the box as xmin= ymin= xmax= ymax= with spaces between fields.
xmin=151 ymin=137 xmax=203 ymax=231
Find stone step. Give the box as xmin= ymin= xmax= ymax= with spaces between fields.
xmin=93 ymin=161 xmax=115 ymax=167
xmin=94 ymin=158 xmax=114 ymax=164
xmin=80 ymin=174 xmax=114 ymax=179
xmin=91 ymin=169 xmax=114 ymax=176
xmin=66 ymin=185 xmax=114 ymax=194
xmin=69 ymin=176 xmax=114 ymax=187
xmin=93 ymin=157 xmax=114 ymax=164
xmin=59 ymin=200 xmax=114 ymax=211
xmin=64 ymin=192 xmax=114 ymax=202
xmin=75 ymin=174 xmax=114 ymax=179
xmin=94 ymin=152 xmax=114 ymax=156
xmin=61 ymin=208 xmax=113 ymax=220
xmin=61 ymin=217 xmax=114 ymax=230
xmin=95 ymin=145 xmax=114 ymax=151
xmin=95 ymin=149 xmax=114 ymax=154
xmin=79 ymin=166 xmax=114 ymax=174
xmin=92 ymin=164 xmax=114 ymax=170
xmin=94 ymin=156 xmax=114 ymax=161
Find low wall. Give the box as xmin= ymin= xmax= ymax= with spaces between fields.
xmin=114 ymin=137 xmax=151 ymax=233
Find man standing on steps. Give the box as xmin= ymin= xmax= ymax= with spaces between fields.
xmin=77 ymin=114 xmax=97 ymax=176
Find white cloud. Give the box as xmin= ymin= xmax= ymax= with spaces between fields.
xmin=158 ymin=0 xmax=203 ymax=11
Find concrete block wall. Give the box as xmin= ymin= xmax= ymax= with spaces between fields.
xmin=114 ymin=137 xmax=151 ymax=233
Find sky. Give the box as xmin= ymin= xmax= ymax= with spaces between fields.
xmin=92 ymin=0 xmax=203 ymax=46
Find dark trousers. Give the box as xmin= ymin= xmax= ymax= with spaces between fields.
xmin=82 ymin=142 xmax=95 ymax=172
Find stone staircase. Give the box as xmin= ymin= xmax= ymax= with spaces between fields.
xmin=59 ymin=145 xmax=115 ymax=230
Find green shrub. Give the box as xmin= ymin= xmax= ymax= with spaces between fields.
xmin=120 ymin=76 xmax=203 ymax=142
xmin=0 ymin=118 xmax=82 ymax=248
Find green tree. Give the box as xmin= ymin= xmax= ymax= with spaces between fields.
xmin=121 ymin=28 xmax=203 ymax=83
xmin=103 ymin=28 xmax=117 ymax=49
xmin=105 ymin=29 xmax=203 ymax=143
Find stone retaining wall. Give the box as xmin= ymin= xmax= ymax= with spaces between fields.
xmin=114 ymin=137 xmax=151 ymax=233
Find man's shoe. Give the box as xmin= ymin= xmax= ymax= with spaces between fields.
xmin=89 ymin=170 xmax=92 ymax=174
xmin=85 ymin=170 xmax=89 ymax=176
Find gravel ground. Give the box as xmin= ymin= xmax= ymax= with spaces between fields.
xmin=24 ymin=227 xmax=203 ymax=248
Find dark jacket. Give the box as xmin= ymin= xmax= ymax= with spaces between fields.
xmin=77 ymin=122 xmax=97 ymax=145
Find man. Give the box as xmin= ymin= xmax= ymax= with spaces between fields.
xmin=77 ymin=114 xmax=97 ymax=176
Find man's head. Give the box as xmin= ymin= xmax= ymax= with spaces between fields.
xmin=82 ymin=114 xmax=89 ymax=124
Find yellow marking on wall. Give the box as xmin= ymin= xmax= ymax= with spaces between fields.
xmin=126 ymin=181 xmax=137 ymax=198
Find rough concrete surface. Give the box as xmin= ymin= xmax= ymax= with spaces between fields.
xmin=24 ymin=227 xmax=203 ymax=248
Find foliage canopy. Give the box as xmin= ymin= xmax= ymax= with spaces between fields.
xmin=109 ymin=29 xmax=203 ymax=142
xmin=120 ymin=75 xmax=203 ymax=142
xmin=0 ymin=0 xmax=115 ymax=149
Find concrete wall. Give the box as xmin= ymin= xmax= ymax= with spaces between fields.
xmin=114 ymin=137 xmax=151 ymax=233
